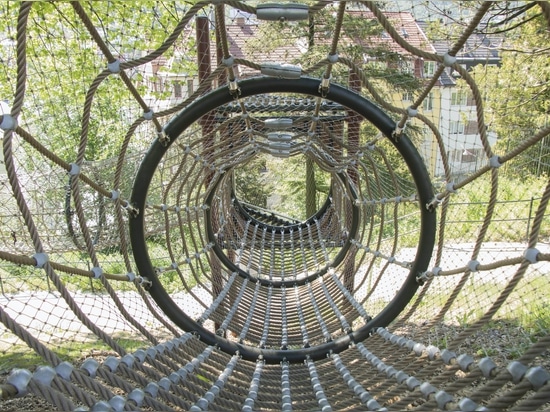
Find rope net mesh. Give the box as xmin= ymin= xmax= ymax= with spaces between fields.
xmin=0 ymin=1 xmax=549 ymax=410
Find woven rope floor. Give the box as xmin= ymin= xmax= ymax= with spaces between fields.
xmin=0 ymin=1 xmax=549 ymax=410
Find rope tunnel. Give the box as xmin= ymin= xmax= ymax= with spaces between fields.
xmin=0 ymin=1 xmax=549 ymax=411
xmin=129 ymin=76 xmax=437 ymax=363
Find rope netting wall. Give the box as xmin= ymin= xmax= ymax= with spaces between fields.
xmin=0 ymin=1 xmax=549 ymax=410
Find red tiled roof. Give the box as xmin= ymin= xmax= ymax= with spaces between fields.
xmin=220 ymin=10 xmax=435 ymax=77
xmin=339 ymin=11 xmax=436 ymax=55
xmin=224 ymin=22 xmax=305 ymax=77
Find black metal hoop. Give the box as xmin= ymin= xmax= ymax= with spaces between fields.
xmin=129 ymin=77 xmax=436 ymax=363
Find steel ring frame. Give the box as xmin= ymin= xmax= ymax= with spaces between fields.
xmin=130 ymin=76 xmax=436 ymax=363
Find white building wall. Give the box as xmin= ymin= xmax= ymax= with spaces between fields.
xmin=432 ymin=86 xmax=497 ymax=178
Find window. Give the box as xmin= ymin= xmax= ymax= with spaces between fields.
xmin=465 ymin=120 xmax=478 ymax=135
xmin=423 ymin=92 xmax=434 ymax=111
xmin=152 ymin=77 xmax=163 ymax=93
xmin=423 ymin=61 xmax=436 ymax=78
xmin=450 ymin=120 xmax=465 ymax=134
xmin=451 ymin=90 xmax=468 ymax=106
xmin=402 ymin=91 xmax=413 ymax=101
xmin=173 ymin=81 xmax=182 ymax=98
xmin=399 ymin=59 xmax=414 ymax=75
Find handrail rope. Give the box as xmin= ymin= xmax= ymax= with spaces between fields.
xmin=352 ymin=240 xmax=412 ymax=269
xmin=498 ymin=124 xmax=550 ymax=165
xmin=356 ymin=194 xmax=417 ymax=206
xmin=232 ymin=57 xmax=262 ymax=72
xmin=5 ymin=2 xmax=39 ymax=252
xmin=329 ymin=2 xmax=346 ymax=58
xmin=10 ymin=2 xmax=30 ymax=117
xmin=303 ymin=58 xmax=331 ymax=75
xmin=419 ymin=255 xmax=536 ymax=279
xmin=0 ymin=249 xmax=147 ymax=282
